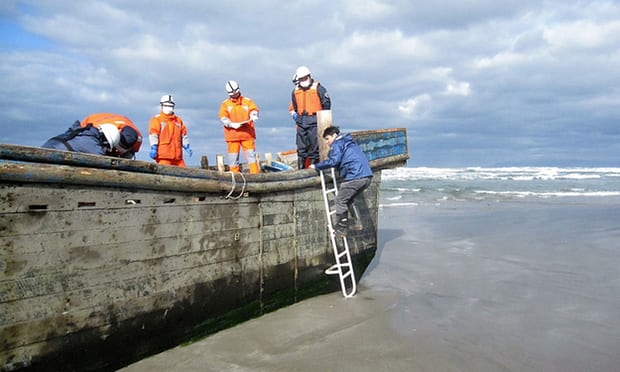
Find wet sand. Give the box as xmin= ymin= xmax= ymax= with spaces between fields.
xmin=121 ymin=200 xmax=620 ymax=372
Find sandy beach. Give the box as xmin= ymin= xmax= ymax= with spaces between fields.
xmin=121 ymin=200 xmax=620 ymax=372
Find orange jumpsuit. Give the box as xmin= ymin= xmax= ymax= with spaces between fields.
xmin=218 ymin=95 xmax=259 ymax=174
xmin=148 ymin=111 xmax=189 ymax=167
xmin=81 ymin=112 xmax=143 ymax=157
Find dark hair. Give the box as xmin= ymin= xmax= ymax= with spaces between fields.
xmin=322 ymin=126 xmax=340 ymax=138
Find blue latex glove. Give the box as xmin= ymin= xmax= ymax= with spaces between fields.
xmin=290 ymin=111 xmax=299 ymax=121
xmin=149 ymin=145 xmax=158 ymax=159
xmin=183 ymin=144 xmax=193 ymax=157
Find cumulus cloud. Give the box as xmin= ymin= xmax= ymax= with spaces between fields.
xmin=1 ymin=0 xmax=619 ymax=166
xmin=398 ymin=94 xmax=431 ymax=119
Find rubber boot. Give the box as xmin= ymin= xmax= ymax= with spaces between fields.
xmin=334 ymin=213 xmax=348 ymax=238
xmin=249 ymin=162 xmax=260 ymax=174
xmin=297 ymin=157 xmax=306 ymax=170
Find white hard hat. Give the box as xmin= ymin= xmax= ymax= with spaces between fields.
xmin=225 ymin=80 xmax=240 ymax=96
xmin=295 ymin=66 xmax=311 ymax=80
xmin=160 ymin=94 xmax=175 ymax=105
xmin=99 ymin=124 xmax=121 ymax=149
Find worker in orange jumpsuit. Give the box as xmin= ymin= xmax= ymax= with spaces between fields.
xmin=148 ymin=95 xmax=192 ymax=167
xmin=218 ymin=80 xmax=260 ymax=174
xmin=81 ymin=113 xmax=142 ymax=159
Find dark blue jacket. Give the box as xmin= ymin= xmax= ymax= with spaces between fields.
xmin=314 ymin=133 xmax=373 ymax=181
xmin=42 ymin=121 xmax=107 ymax=155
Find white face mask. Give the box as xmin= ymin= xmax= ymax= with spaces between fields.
xmin=299 ymin=79 xmax=311 ymax=88
xmin=161 ymin=105 xmax=174 ymax=115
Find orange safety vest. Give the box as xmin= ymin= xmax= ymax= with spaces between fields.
xmin=81 ymin=112 xmax=143 ymax=153
xmin=218 ymin=96 xmax=258 ymax=142
xmin=288 ymin=81 xmax=323 ymax=115
xmin=148 ymin=113 xmax=187 ymax=160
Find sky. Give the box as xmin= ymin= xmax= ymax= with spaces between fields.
xmin=1 ymin=0 xmax=619 ymax=167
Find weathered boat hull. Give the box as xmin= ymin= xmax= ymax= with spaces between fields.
xmin=0 ymin=128 xmax=408 ymax=371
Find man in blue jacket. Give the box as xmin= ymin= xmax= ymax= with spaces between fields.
xmin=311 ymin=126 xmax=373 ymax=237
xmin=42 ymin=120 xmax=120 ymax=155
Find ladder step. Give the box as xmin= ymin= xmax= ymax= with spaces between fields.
xmin=336 ymin=250 xmax=348 ymax=259
xmin=325 ymin=263 xmax=353 ymax=275
xmin=325 ymin=264 xmax=339 ymax=275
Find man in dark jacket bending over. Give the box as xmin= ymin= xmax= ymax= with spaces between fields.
xmin=310 ymin=126 xmax=373 ymax=237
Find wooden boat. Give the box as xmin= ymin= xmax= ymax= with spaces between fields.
xmin=0 ymin=128 xmax=408 ymax=371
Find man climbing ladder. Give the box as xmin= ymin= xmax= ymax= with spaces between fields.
xmin=311 ymin=126 xmax=373 ymax=237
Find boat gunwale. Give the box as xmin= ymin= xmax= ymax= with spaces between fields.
xmin=0 ymin=128 xmax=408 ymax=181
xmin=0 ymin=128 xmax=409 ymax=193
xmin=0 ymin=154 xmax=408 ymax=194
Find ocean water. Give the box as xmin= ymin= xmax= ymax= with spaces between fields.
xmin=380 ymin=166 xmax=620 ymax=206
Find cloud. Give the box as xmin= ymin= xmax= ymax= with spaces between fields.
xmin=544 ymin=19 xmax=620 ymax=51
xmin=1 ymin=0 xmax=619 ymax=167
xmin=398 ymin=94 xmax=431 ymax=119
xmin=444 ymin=81 xmax=471 ymax=96
xmin=342 ymin=0 xmax=395 ymax=20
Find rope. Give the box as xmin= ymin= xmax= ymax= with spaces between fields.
xmin=225 ymin=171 xmax=247 ymax=199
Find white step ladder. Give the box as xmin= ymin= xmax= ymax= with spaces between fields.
xmin=319 ymin=168 xmax=357 ymax=298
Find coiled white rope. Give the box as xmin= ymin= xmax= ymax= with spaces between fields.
xmin=225 ymin=171 xmax=247 ymax=199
